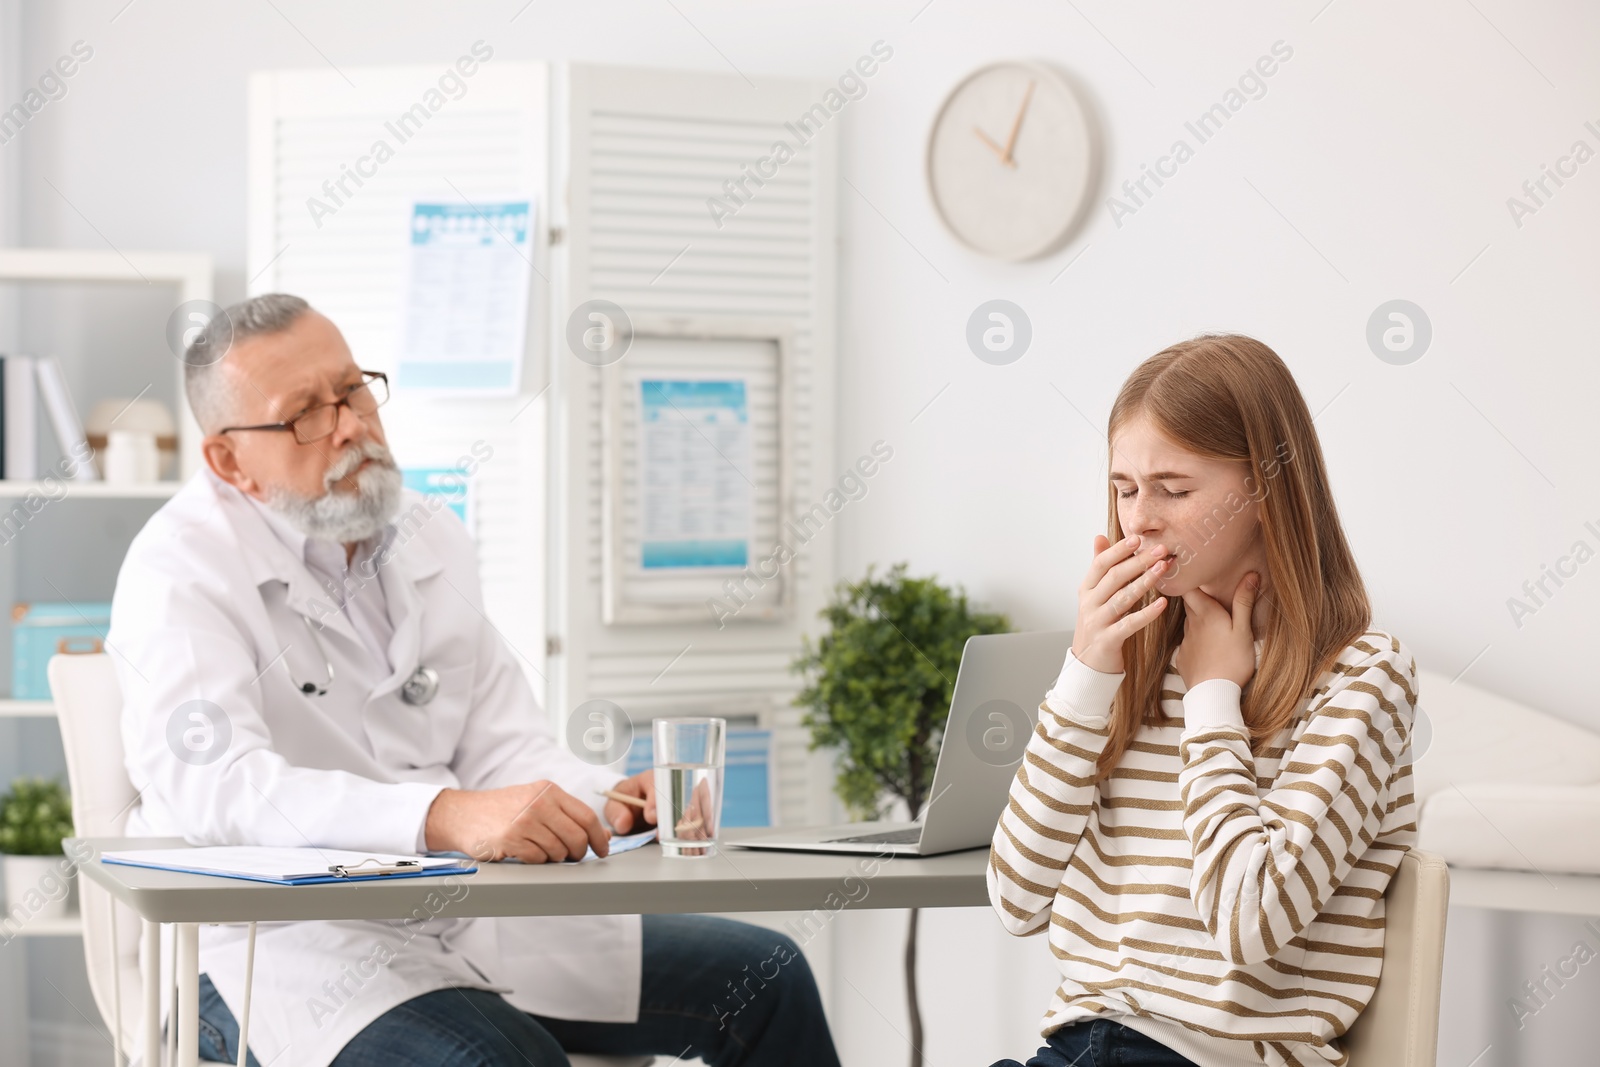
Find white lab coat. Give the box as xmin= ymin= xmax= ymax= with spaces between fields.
xmin=109 ymin=469 xmax=641 ymax=1067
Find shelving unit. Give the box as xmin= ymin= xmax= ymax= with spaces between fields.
xmin=0 ymin=249 xmax=211 ymax=980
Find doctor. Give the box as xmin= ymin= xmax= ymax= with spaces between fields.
xmin=109 ymin=294 xmax=842 ymax=1067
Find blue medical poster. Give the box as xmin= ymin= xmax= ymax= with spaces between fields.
xmin=401 ymin=466 xmax=473 ymax=532
xmin=398 ymin=199 xmax=532 ymax=393
xmin=625 ymin=727 xmax=773 ymax=827
xmin=638 ymin=379 xmax=752 ymax=569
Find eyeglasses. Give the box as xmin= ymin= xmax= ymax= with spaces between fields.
xmin=219 ymin=371 xmax=390 ymax=445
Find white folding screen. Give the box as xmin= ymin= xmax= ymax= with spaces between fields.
xmin=552 ymin=64 xmax=839 ymax=826
xmin=246 ymin=61 xmax=551 ymax=697
xmin=246 ymin=59 xmax=841 ymax=824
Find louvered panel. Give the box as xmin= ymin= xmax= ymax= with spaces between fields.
xmin=590 ymin=205 xmax=811 ymax=233
xmin=590 ymin=233 xmax=812 ymax=258
xmin=592 ymin=158 xmax=811 ymax=184
xmin=589 ymin=274 xmax=811 ymax=297
xmin=589 ymin=649 xmax=798 ymax=676
xmin=590 ymin=248 xmax=812 ymax=270
xmin=591 ymin=197 xmax=810 ymax=220
xmin=588 ymin=178 xmax=808 ymax=199
xmin=559 ymin=65 xmax=838 ymax=827
xmin=591 ymin=176 xmax=812 ymax=204
xmin=591 ymin=110 xmax=799 ymax=140
xmin=590 ymin=124 xmax=809 ymax=149
xmin=592 ymin=267 xmax=811 ymax=288
xmin=593 ymin=271 xmax=813 ymax=300
xmin=588 ymin=648 xmax=815 ymax=828
xmin=248 ymin=63 xmax=552 ymax=700
xmin=589 ymin=673 xmax=799 ymax=704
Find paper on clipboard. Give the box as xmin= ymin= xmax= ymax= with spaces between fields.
xmin=580 ymin=828 xmax=658 ymax=863
xmin=100 ymin=846 xmax=473 ymax=885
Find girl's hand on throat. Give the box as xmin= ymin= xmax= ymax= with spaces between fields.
xmin=1173 ymin=571 xmax=1261 ymax=691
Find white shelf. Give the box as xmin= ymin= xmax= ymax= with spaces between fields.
xmin=0 ymin=700 xmax=54 ymax=717
xmin=0 ymin=248 xmax=210 ymax=291
xmin=0 ymin=480 xmax=180 ymax=500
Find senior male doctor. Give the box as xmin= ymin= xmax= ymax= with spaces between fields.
xmin=109 ymin=294 xmax=841 ymax=1067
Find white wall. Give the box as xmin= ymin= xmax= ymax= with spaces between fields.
xmin=7 ymin=2 xmax=1599 ymax=1065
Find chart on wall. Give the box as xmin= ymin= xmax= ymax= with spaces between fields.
xmin=638 ymin=378 xmax=753 ymax=570
xmin=398 ymin=198 xmax=533 ymax=393
xmin=601 ymin=327 xmax=789 ymax=625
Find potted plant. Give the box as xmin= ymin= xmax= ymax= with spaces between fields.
xmin=793 ymin=563 xmax=1009 ymax=1067
xmin=0 ymin=777 xmax=77 ymax=922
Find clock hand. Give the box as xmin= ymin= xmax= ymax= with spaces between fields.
xmin=1000 ymin=80 xmax=1037 ymax=166
xmin=973 ymin=126 xmax=1009 ymax=162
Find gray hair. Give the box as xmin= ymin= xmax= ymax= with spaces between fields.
xmin=183 ymin=293 xmax=312 ymax=433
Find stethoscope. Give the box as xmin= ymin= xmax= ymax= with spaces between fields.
xmin=290 ymin=614 xmax=440 ymax=706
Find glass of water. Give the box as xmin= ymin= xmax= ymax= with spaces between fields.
xmin=652 ymin=717 xmax=726 ymax=858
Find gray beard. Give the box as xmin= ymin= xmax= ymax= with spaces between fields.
xmin=265 ymin=441 xmax=403 ymax=545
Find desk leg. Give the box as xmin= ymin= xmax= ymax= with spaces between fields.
xmin=167 ymin=926 xmax=177 ymax=1067
xmin=141 ymin=920 xmax=160 ymax=1067
xmin=236 ymin=923 xmax=256 ymax=1067
xmin=110 ymin=898 xmax=123 ymax=1067
xmin=176 ymin=923 xmax=200 ymax=1067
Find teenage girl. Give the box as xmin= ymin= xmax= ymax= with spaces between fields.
xmin=987 ymin=334 xmax=1419 ymax=1067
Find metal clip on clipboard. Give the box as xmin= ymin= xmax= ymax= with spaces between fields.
xmin=327 ymin=858 xmax=423 ymax=878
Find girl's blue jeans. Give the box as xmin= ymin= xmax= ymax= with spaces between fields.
xmin=989 ymin=1017 xmax=1201 ymax=1067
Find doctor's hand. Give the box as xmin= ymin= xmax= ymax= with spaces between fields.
xmin=425 ymin=781 xmax=611 ymax=863
xmin=604 ymin=769 xmax=658 ymax=835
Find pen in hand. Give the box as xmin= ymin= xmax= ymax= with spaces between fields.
xmin=598 ymin=787 xmax=679 ymax=838
xmin=597 ymin=789 xmax=706 ymax=836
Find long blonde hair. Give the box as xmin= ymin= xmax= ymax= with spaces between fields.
xmin=1095 ymin=334 xmax=1371 ymax=781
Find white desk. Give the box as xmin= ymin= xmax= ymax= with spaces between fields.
xmin=71 ymin=833 xmax=988 ymax=1066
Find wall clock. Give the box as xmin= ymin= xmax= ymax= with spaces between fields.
xmin=926 ymin=61 xmax=1098 ymax=261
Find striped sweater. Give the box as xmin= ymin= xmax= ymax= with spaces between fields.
xmin=987 ymin=630 xmax=1419 ymax=1067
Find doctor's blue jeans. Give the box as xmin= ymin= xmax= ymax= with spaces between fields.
xmin=196 ymin=913 xmax=842 ymax=1067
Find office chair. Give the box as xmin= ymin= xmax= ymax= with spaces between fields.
xmin=50 ymin=652 xmax=653 ymax=1067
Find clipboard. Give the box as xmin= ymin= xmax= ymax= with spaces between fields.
xmin=99 ymin=845 xmax=477 ymax=886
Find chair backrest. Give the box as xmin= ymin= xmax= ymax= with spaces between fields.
xmin=1342 ymin=848 xmax=1450 ymax=1067
xmin=48 ymin=652 xmax=146 ymax=1054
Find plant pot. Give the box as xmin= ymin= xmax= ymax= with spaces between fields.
xmin=2 ymin=854 xmax=74 ymax=923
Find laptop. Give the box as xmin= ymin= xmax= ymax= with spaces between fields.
xmin=726 ymin=630 xmax=1073 ymax=856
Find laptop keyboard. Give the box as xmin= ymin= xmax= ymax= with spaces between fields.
xmin=828 ymin=827 xmax=922 ymax=845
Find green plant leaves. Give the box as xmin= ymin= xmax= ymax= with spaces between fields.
xmin=792 ymin=562 xmax=1010 ymax=821
xmin=0 ymin=777 xmax=75 ymax=856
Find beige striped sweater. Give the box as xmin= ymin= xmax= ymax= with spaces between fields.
xmin=987 ymin=630 xmax=1419 ymax=1067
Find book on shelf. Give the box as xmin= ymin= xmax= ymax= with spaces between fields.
xmin=0 ymin=354 xmax=98 ymax=482
xmin=2 ymin=354 xmax=32 ymax=479
xmin=34 ymin=356 xmax=96 ymax=481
